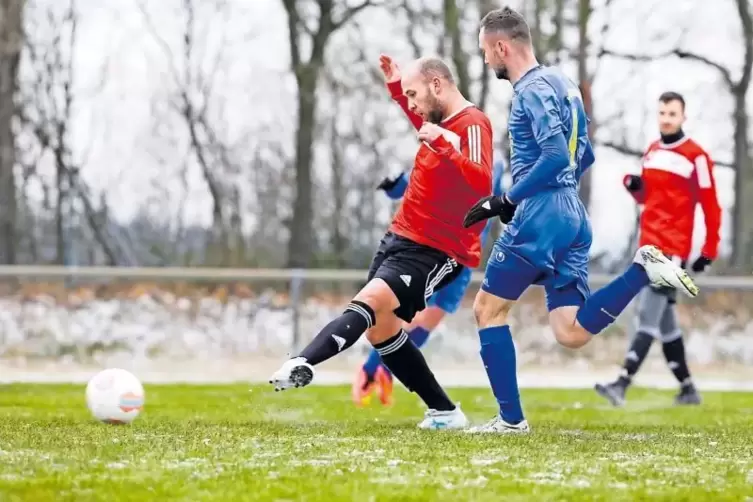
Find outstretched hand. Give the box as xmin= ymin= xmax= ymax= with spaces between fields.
xmin=379 ymin=54 xmax=401 ymax=83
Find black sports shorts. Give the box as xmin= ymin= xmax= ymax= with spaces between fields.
xmin=366 ymin=232 xmax=464 ymax=322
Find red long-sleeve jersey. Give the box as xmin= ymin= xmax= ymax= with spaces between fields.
xmin=386 ymin=81 xmax=493 ymax=268
xmin=626 ymin=136 xmax=721 ymax=261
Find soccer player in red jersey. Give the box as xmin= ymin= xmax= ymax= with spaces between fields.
xmin=271 ymin=55 xmax=493 ymax=429
xmin=595 ymin=91 xmax=721 ymax=406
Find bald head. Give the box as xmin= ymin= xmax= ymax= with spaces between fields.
xmin=400 ymin=57 xmax=459 ymax=124
xmin=403 ymin=57 xmax=455 ymax=85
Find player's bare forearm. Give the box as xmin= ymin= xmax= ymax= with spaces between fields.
xmin=506 ymin=133 xmax=570 ymax=203
xmin=386 ymin=81 xmax=423 ymax=130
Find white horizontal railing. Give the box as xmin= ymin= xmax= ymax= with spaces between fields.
xmin=0 ymin=265 xmax=747 ymax=290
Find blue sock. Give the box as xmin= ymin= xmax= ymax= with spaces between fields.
xmin=576 ymin=263 xmax=649 ymax=335
xmin=408 ymin=326 xmax=431 ymax=348
xmin=362 ymin=349 xmax=382 ymax=379
xmin=479 ymin=325 xmax=524 ymax=424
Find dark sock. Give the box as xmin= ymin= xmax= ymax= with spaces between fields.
xmin=616 ymin=331 xmax=655 ymax=387
xmin=362 ymin=326 xmax=433 ymax=381
xmin=298 ymin=301 xmax=375 ymax=365
xmin=374 ymin=330 xmax=454 ymax=411
xmin=662 ymin=336 xmax=692 ymax=386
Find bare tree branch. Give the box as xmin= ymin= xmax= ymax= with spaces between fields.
xmin=333 ymin=0 xmax=378 ymax=29
xmin=600 ymin=48 xmax=735 ymax=88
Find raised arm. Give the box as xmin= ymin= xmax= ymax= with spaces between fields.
xmin=380 ymin=54 xmax=423 ymax=130
xmin=387 ymin=81 xmax=423 ymax=131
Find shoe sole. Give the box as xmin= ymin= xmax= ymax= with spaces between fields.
xmin=594 ymin=383 xmax=625 ymax=407
xmin=270 ymin=364 xmax=314 ymax=391
xmin=418 ymin=419 xmax=470 ymax=431
xmin=465 ymin=426 xmax=530 ymax=434
xmin=643 ymin=247 xmax=699 ymax=298
xmin=675 ymin=397 xmax=702 ymax=406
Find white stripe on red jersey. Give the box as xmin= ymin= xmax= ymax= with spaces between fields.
xmin=630 ymin=136 xmax=721 ymax=261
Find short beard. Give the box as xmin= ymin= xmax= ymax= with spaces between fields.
xmin=426 ymin=94 xmax=445 ymax=124
xmin=427 ymin=108 xmax=444 ymax=124
xmin=494 ymin=66 xmax=509 ymax=81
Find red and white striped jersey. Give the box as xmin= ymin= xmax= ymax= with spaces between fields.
xmin=627 ymin=136 xmax=721 ymax=261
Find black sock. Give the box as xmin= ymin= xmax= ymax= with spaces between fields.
xmin=298 ymin=301 xmax=375 ymax=365
xmin=617 ymin=331 xmax=654 ymax=387
xmin=662 ymin=336 xmax=692 ymax=386
xmin=375 ymin=330 xmax=454 ymax=412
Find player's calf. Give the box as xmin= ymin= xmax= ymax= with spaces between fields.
xmin=548 ymin=306 xmax=591 ymax=349
xmin=472 ymin=289 xmax=514 ymax=328
xmin=270 ymin=279 xmax=399 ymax=391
xmin=368 ymin=323 xmax=458 ymax=415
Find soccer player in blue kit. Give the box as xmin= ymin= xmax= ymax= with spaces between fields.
xmin=462 ymin=6 xmax=701 ymax=434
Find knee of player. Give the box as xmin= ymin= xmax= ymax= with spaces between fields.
xmin=353 ymin=278 xmax=400 ymax=316
xmin=364 ymin=316 xmax=403 ymax=345
xmin=553 ymin=325 xmax=591 ymax=349
xmin=472 ymin=291 xmax=513 ymax=328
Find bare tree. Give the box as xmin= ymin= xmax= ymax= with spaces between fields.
xmin=18 ymin=0 xmax=124 ymax=265
xmin=576 ymin=0 xmax=593 ymax=206
xmin=0 ymin=0 xmax=24 ymax=264
xmin=443 ymin=0 xmax=471 ymax=99
xmin=136 ymin=0 xmax=248 ymax=266
xmin=282 ymin=0 xmax=383 ymax=268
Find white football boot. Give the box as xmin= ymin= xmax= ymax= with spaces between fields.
xmin=269 ymin=357 xmax=315 ymax=391
xmin=465 ymin=416 xmax=531 ymax=434
xmin=634 ymin=245 xmax=699 ymax=298
xmin=417 ymin=405 xmax=470 ymax=430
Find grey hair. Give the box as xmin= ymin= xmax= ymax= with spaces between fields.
xmin=480 ymin=6 xmax=531 ymax=43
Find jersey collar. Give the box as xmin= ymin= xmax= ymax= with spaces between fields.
xmin=513 ymin=64 xmax=543 ymax=92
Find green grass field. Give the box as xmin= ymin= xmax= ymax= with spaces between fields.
xmin=0 ymin=383 xmax=751 ymax=501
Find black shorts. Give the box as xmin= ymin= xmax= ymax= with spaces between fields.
xmin=367 ymin=232 xmax=464 ymax=322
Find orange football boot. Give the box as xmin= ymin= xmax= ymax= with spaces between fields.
xmin=351 ymin=367 xmax=375 ymax=407
xmin=374 ymin=365 xmax=394 ymax=406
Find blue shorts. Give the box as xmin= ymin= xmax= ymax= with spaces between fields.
xmin=481 ymin=188 xmax=592 ymax=311
xmin=427 ymin=266 xmax=472 ymax=314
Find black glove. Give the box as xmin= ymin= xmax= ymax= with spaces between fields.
xmin=377 ymin=174 xmax=403 ymax=192
xmin=690 ymin=256 xmax=713 ymax=273
xmin=623 ymin=174 xmax=643 ymax=192
xmin=463 ymin=194 xmax=517 ymax=228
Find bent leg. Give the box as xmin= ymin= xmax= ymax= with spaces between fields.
xmin=299 ymin=278 xmax=398 ymax=365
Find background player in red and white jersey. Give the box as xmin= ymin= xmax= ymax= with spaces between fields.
xmin=271 ymin=55 xmax=493 ymax=430
xmin=595 ymin=91 xmax=721 ymax=407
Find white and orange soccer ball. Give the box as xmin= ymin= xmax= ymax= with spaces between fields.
xmin=85 ymin=368 xmax=145 ymax=424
